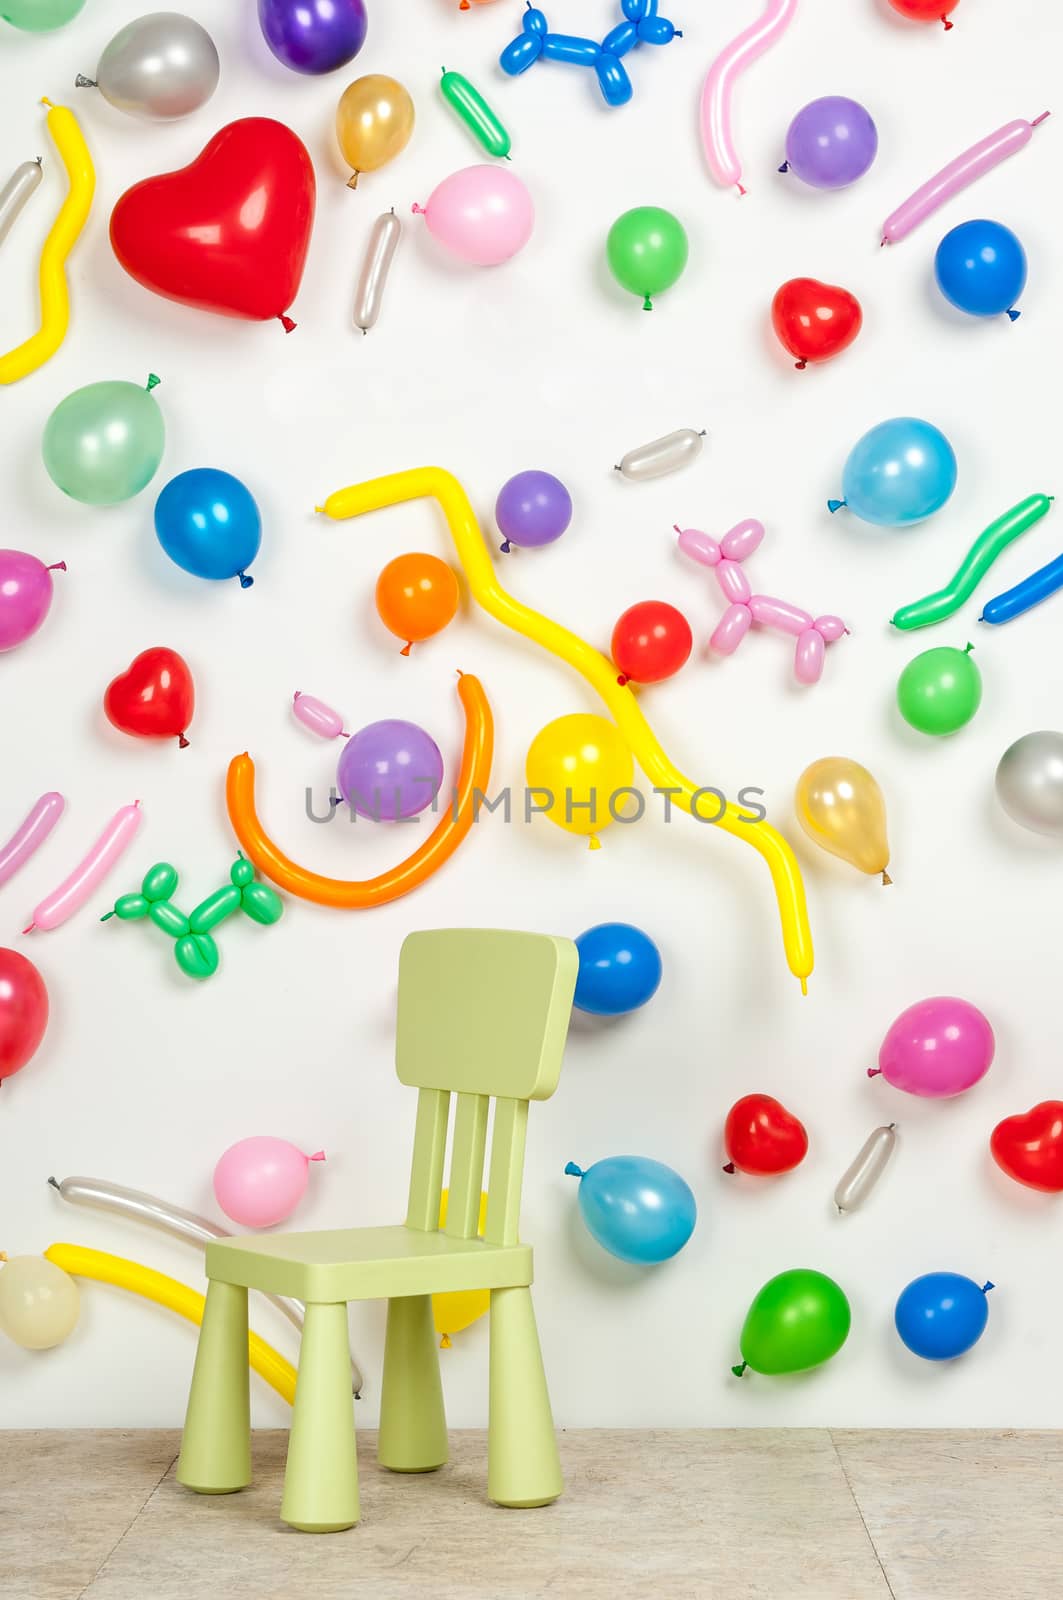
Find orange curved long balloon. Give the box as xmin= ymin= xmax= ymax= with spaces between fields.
xmin=226 ymin=671 xmax=492 ymax=908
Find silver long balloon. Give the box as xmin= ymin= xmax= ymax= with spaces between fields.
xmin=354 ymin=209 xmax=402 ymax=334
xmin=0 ymin=159 xmax=43 ymax=249
xmin=48 ymin=1175 xmax=363 ymax=1395
xmin=75 ymin=13 xmax=220 ymax=122
xmin=833 ymin=1125 xmax=897 ymax=1214
xmin=615 ymin=427 xmax=707 ymax=482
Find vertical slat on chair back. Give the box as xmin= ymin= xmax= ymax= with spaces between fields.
xmin=406 ymin=1088 xmax=450 ymax=1232
xmin=483 ymin=1097 xmax=528 ymax=1247
xmin=443 ymin=1093 xmax=490 ymax=1239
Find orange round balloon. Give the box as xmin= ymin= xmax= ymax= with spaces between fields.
xmin=375 ymin=552 xmax=459 ymax=655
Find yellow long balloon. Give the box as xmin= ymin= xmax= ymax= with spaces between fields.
xmin=315 ymin=467 xmax=814 ymax=989
xmin=44 ymin=1243 xmax=296 ymax=1405
xmin=0 ymin=100 xmax=95 ymax=386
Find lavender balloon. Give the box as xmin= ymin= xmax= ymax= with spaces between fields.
xmin=782 ymin=96 xmax=878 ymax=190
xmin=337 ymin=720 xmax=443 ymax=822
xmin=258 ymin=0 xmax=367 ymax=76
xmin=496 ymin=470 xmax=573 ymax=554
xmin=0 ymin=550 xmax=65 ymax=652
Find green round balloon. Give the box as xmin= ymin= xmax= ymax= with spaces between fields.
xmin=606 ymin=206 xmax=689 ymax=311
xmin=897 ymin=643 xmax=982 ymax=737
xmin=2 ymin=0 xmax=85 ymax=30
xmin=42 ymin=376 xmax=165 ymax=506
xmin=734 ymin=1269 xmax=851 ymax=1377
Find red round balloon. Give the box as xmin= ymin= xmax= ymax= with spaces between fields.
xmin=611 ymin=601 xmax=692 ymax=687
xmin=0 ymin=948 xmax=49 ymax=1083
xmin=110 ymin=118 xmax=316 ymax=331
xmin=990 ymin=1101 xmax=1063 ymax=1193
xmin=105 ymin=647 xmax=195 ymax=749
xmin=723 ymin=1094 xmax=808 ymax=1176
xmin=887 ymin=0 xmax=958 ymax=26
xmin=771 ymin=278 xmax=863 ymax=369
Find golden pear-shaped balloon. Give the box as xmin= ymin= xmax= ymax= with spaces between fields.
xmin=336 ymin=74 xmax=415 ymax=189
xmin=794 ymin=757 xmax=891 ymax=885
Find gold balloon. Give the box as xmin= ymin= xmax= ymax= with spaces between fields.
xmin=794 ymin=757 xmax=891 ymax=884
xmin=0 ymin=1254 xmax=80 ymax=1349
xmin=336 ymin=75 xmax=415 ymax=188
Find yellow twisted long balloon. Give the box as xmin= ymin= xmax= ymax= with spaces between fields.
xmin=0 ymin=99 xmax=95 ymax=386
xmin=315 ymin=467 xmax=813 ymax=989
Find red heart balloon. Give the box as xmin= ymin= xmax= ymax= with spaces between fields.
xmin=771 ymin=277 xmax=863 ymax=369
xmin=990 ymin=1101 xmax=1063 ymax=1192
xmin=723 ymin=1093 xmax=809 ymax=1176
xmin=105 ymin=647 xmax=195 ymax=749
xmin=110 ymin=118 xmax=316 ymax=332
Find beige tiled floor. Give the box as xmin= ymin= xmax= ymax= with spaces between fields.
xmin=1 ymin=1429 xmax=1057 ymax=1600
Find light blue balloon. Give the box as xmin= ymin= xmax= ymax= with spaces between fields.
xmin=565 ymin=1155 xmax=696 ymax=1264
xmin=829 ymin=417 xmax=957 ymax=528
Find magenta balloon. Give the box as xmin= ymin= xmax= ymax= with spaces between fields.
xmin=337 ymin=719 xmax=444 ymax=821
xmin=874 ymin=997 xmax=995 ymax=1098
xmin=0 ymin=550 xmax=62 ymax=652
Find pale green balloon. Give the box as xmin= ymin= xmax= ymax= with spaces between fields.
xmin=2 ymin=0 xmax=86 ymax=31
xmin=42 ymin=376 xmax=165 ymax=506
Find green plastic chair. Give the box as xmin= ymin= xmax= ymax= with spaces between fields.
xmin=177 ymin=928 xmax=577 ymax=1533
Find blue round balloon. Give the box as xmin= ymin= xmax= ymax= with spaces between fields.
xmin=565 ymin=1155 xmax=696 ymax=1264
xmin=894 ymin=1272 xmax=993 ymax=1361
xmin=573 ymin=923 xmax=662 ymax=1016
xmin=830 ymin=417 xmax=957 ymax=528
xmin=935 ymin=220 xmax=1027 ymax=321
xmin=154 ymin=469 xmax=262 ymax=587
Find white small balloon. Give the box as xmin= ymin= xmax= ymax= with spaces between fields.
xmin=615 ymin=428 xmax=706 ymax=482
xmin=834 ymin=1124 xmax=897 ymax=1214
xmin=76 ymin=13 xmax=220 ymax=122
xmin=996 ymin=731 xmax=1063 ymax=838
xmin=0 ymin=1255 xmax=80 ymax=1349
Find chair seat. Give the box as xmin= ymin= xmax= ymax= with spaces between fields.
xmin=205 ymin=1225 xmax=533 ymax=1304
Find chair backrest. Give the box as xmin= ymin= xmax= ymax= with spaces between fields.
xmin=396 ymin=929 xmax=577 ymax=1246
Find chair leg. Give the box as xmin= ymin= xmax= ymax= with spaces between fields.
xmin=280 ymin=1302 xmax=359 ymax=1533
xmin=488 ymin=1286 xmax=562 ymax=1509
xmin=378 ymin=1293 xmax=448 ymax=1473
xmin=177 ymin=1281 xmax=251 ymax=1495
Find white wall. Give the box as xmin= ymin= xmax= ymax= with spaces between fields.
xmin=2 ymin=0 xmax=1059 ymax=1430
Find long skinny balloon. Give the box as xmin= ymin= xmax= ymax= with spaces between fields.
xmin=882 ymin=113 xmax=1050 ymax=245
xmin=354 ymin=209 xmax=401 ymax=334
xmin=0 ymin=100 xmax=94 ymax=385
xmin=24 ymin=801 xmax=141 ymax=932
xmin=891 ymin=494 xmax=1053 ymax=630
xmin=981 ymin=550 xmax=1063 ymax=626
xmin=43 ymin=1242 xmax=296 ymax=1405
xmin=0 ymin=793 xmax=64 ymax=889
xmin=440 ymin=68 xmax=511 ymax=158
xmin=834 ymin=1125 xmax=897 ymax=1214
xmin=48 ymin=1175 xmax=363 ymax=1394
xmin=700 ymin=0 xmax=799 ymax=194
xmin=315 ymin=469 xmax=813 ymax=989
xmin=616 ymin=428 xmax=705 ymax=481
xmin=0 ymin=158 xmax=43 ymax=248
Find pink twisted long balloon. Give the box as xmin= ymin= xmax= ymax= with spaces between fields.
xmin=881 ymin=112 xmax=1050 ymax=244
xmin=700 ymin=0 xmax=799 ymax=194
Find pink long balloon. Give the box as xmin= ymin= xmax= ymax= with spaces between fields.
xmin=24 ymin=802 xmax=141 ymax=934
xmin=881 ymin=113 xmax=1050 ymax=245
xmin=292 ymin=692 xmax=347 ymax=740
xmin=0 ymin=793 xmax=65 ymax=890
xmin=700 ymin=0 xmax=799 ymax=194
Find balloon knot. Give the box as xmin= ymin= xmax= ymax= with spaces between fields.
xmin=942 ymin=15 xmax=953 ymax=27
xmin=617 ymin=674 xmax=629 ymax=687
xmin=731 ymin=1362 xmax=748 ymax=1378
xmin=278 ymin=314 xmax=296 ymax=333
xmin=1031 ymin=112 xmax=1051 ymax=128
xmin=794 ymin=359 xmax=807 ymax=370
xmin=867 ymin=1067 xmax=882 ymax=1078
xmin=346 ymin=172 xmax=360 ymax=190
xmin=499 ymin=540 xmax=512 ymax=553
xmin=237 ymin=572 xmax=254 ymax=589
xmin=642 ymin=295 xmax=653 ymax=311
xmin=146 ymin=373 xmax=161 ymax=391
xmin=47 ymin=1176 xmax=60 ymax=1190
xmin=1006 ymin=308 xmax=1021 ymax=322
xmin=400 ymin=642 xmax=412 ymax=657
xmin=722 ymin=1162 xmax=736 ymax=1174
xmin=411 ymin=203 xmax=426 ymax=215
xmin=827 ymin=499 xmax=846 ymax=514
xmin=99 ymin=911 xmax=114 ymax=922
xmin=440 ymin=1332 xmax=452 ymax=1347
xmin=881 ymin=870 xmax=893 ymax=886
xmin=982 ymin=1280 xmax=995 ymax=1294
xmin=588 ymin=834 xmax=602 ymax=850
xmin=74 ymin=75 xmax=96 ymax=88
xmin=964 ymin=641 xmax=975 ymax=653
xmin=735 ymin=182 xmax=747 ymax=196
xmin=563 ymin=1162 xmax=584 ymax=1178
xmin=178 ymin=734 xmax=190 ymax=749
xmin=47 ymin=561 xmax=67 ymax=572
xmin=777 ymin=162 xmax=789 ymax=174
xmin=21 ymin=923 xmax=35 ymax=935
xmin=309 ymin=1150 xmax=326 ymax=1162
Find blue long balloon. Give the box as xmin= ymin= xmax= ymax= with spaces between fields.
xmin=981 ymin=549 xmax=1063 ymax=625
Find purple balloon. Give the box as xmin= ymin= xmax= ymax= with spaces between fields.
xmin=337 ymin=720 xmax=444 ymax=822
xmin=783 ymin=96 xmax=878 ymax=190
xmin=258 ymin=0 xmax=367 ymax=76
xmin=0 ymin=550 xmax=63 ymax=653
xmin=495 ymin=470 xmax=573 ymax=554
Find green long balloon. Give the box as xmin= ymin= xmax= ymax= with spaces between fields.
xmin=890 ymin=493 xmax=1053 ymax=631
xmin=439 ymin=69 xmax=511 ymax=159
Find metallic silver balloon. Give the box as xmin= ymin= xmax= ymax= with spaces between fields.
xmin=834 ymin=1124 xmax=896 ymax=1214
xmin=0 ymin=158 xmax=43 ymax=248
xmin=996 ymin=731 xmax=1063 ymax=838
xmin=49 ymin=1174 xmax=363 ymax=1394
xmin=615 ymin=427 xmax=707 ymax=482
xmin=76 ymin=13 xmax=220 ymax=122
xmin=354 ymin=209 xmax=401 ymax=335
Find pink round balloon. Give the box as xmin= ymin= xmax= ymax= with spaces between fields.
xmin=871 ymin=997 xmax=995 ymax=1098
xmin=213 ymin=1136 xmax=325 ymax=1228
xmin=0 ymin=550 xmax=64 ymax=652
xmin=413 ymin=165 xmax=534 ymax=266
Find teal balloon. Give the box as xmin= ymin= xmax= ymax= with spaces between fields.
xmin=42 ymin=377 xmax=165 ymax=506
xmin=830 ymin=417 xmax=957 ymax=528
xmin=2 ymin=0 xmax=86 ymax=29
xmin=735 ymin=1269 xmax=851 ymax=1376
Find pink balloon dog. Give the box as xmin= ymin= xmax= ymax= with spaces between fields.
xmin=700 ymin=0 xmax=799 ymax=194
xmin=676 ymin=519 xmax=846 ymax=684
xmin=214 ymin=1137 xmax=326 ymax=1229
xmin=412 ymin=165 xmax=534 ymax=266
xmin=882 ymin=112 xmax=1050 ymax=245
xmin=869 ymin=997 xmax=995 ymax=1098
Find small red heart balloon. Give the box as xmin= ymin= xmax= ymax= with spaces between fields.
xmin=723 ymin=1093 xmax=809 ymax=1176
xmin=105 ymin=647 xmax=195 ymax=749
xmin=990 ymin=1101 xmax=1063 ymax=1192
xmin=110 ymin=118 xmax=316 ymax=332
xmin=771 ymin=277 xmax=863 ymax=370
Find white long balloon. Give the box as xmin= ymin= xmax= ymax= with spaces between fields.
xmin=833 ymin=1126 xmax=897 ymax=1215
xmin=49 ymin=1175 xmax=363 ymax=1395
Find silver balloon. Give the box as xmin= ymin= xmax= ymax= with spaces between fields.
xmin=0 ymin=158 xmax=43 ymax=249
xmin=354 ymin=209 xmax=401 ymax=335
xmin=996 ymin=731 xmax=1063 ymax=838
xmin=615 ymin=427 xmax=707 ymax=482
xmin=76 ymin=13 xmax=220 ymax=122
xmin=834 ymin=1124 xmax=897 ymax=1215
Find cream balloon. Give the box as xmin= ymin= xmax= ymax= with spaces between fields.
xmin=0 ymin=1254 xmax=80 ymax=1349
xmin=336 ymin=75 xmax=415 ymax=189
xmin=794 ymin=757 xmax=891 ymax=884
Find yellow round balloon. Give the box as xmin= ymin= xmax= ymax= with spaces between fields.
xmin=336 ymin=75 xmax=415 ymax=188
xmin=433 ymin=1190 xmax=489 ymax=1347
xmin=794 ymin=757 xmax=891 ymax=883
xmin=525 ymin=713 xmax=635 ymax=850
xmin=0 ymin=1254 xmax=80 ymax=1349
